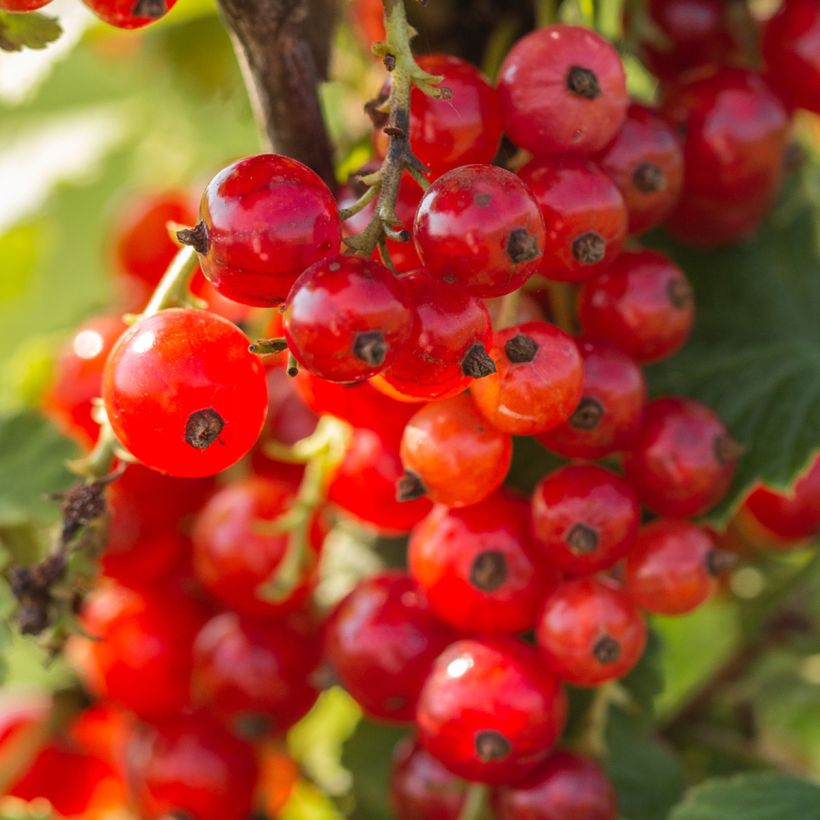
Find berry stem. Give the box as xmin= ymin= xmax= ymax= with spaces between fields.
xmin=457 ymin=782 xmax=489 ymax=820
xmin=547 ymin=280 xmax=577 ymax=334
xmin=578 ymin=681 xmax=630 ymax=758
xmin=495 ymin=288 xmax=521 ymax=329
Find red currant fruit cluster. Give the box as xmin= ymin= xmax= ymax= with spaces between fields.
xmin=0 ymin=0 xmax=178 ymax=29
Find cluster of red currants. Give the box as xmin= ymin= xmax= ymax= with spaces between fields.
xmin=0 ymin=0 xmax=177 ymax=29
xmin=20 ymin=4 xmax=820 ymax=819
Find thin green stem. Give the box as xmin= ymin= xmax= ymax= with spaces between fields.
xmin=457 ymin=782 xmax=488 ymax=820
xmin=495 ymin=288 xmax=522 ymax=330
xmin=547 ymin=281 xmax=577 ymax=334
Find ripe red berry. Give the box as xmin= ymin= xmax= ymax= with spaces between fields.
xmin=42 ymin=314 xmax=126 ymax=449
xmin=192 ymin=611 xmax=320 ymax=735
xmin=531 ymin=465 xmax=640 ymax=575
xmin=324 ymin=572 xmax=455 ymax=723
xmin=498 ymin=24 xmax=628 ymax=158
xmin=72 ymin=581 xmax=210 ymax=719
xmin=538 ymin=338 xmax=646 ymax=459
xmin=762 ymin=0 xmax=820 ymax=114
xmin=399 ymin=393 xmax=513 ymax=508
xmin=409 ymin=491 xmax=561 ymax=635
xmin=103 ymin=308 xmax=268 ymax=478
xmin=416 ymin=638 xmax=566 ymax=785
xmin=284 ymin=255 xmax=412 ymax=382
xmin=373 ymin=54 xmax=503 ymax=178
xmin=328 ymin=426 xmax=433 ymax=534
xmin=381 ymin=269 xmax=495 ymax=401
xmin=127 ymin=712 xmax=258 ymax=820
xmin=414 ymin=164 xmax=546 ymax=297
xmin=470 ymin=322 xmax=584 ymax=436
xmin=597 ymin=104 xmax=684 ymax=235
xmin=82 ymin=0 xmax=177 ymax=28
xmin=625 ymin=397 xmax=739 ymax=517
xmin=519 ymin=158 xmax=627 ymax=282
xmin=192 ymin=476 xmax=323 ymax=616
xmin=626 ymin=519 xmax=722 ymax=615
xmin=577 ymin=249 xmax=694 ymax=363
xmin=190 ymin=154 xmax=341 ymax=306
xmin=536 ymin=578 xmax=647 ymax=686
xmin=0 ymin=0 xmax=53 ymax=9
xmin=391 ymin=737 xmax=467 ymax=820
xmin=493 ymin=750 xmax=618 ymax=820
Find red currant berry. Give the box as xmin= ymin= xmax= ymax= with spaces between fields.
xmin=192 ymin=476 xmax=323 ymax=616
xmin=72 ymin=581 xmax=210 ymax=719
xmin=738 ymin=454 xmax=820 ymax=545
xmin=328 ymin=426 xmax=433 ymax=535
xmin=519 ymin=158 xmax=627 ymax=282
xmin=762 ymin=0 xmax=820 ymax=114
xmin=409 ymin=491 xmax=561 ymax=635
xmin=103 ymin=308 xmax=268 ymax=478
xmin=470 ymin=322 xmax=584 ymax=436
xmin=498 ymin=24 xmax=628 ymax=158
xmin=391 ymin=737 xmax=467 ymax=820
xmin=324 ymin=571 xmax=455 ymax=723
xmin=577 ymin=249 xmax=694 ymax=363
xmin=417 ymin=638 xmax=566 ymax=785
xmin=381 ymin=269 xmax=495 ymax=400
xmin=597 ymin=103 xmax=684 ymax=235
xmin=127 ymin=712 xmax=258 ymax=820
xmin=626 ymin=519 xmax=723 ymax=615
xmin=625 ymin=397 xmax=739 ymax=517
xmin=531 ymin=465 xmax=640 ymax=575
xmin=42 ymin=314 xmax=126 ymax=449
xmin=538 ymin=338 xmax=646 ymax=460
xmin=414 ymin=164 xmax=546 ymax=297
xmin=373 ymin=55 xmax=502 ymax=178
xmin=399 ymin=393 xmax=513 ymax=508
xmin=624 ymin=0 xmax=741 ymax=81
xmin=284 ymin=255 xmax=412 ymax=382
xmin=189 ymin=154 xmax=341 ymax=306
xmin=536 ymin=578 xmax=647 ymax=686
xmin=0 ymin=0 xmax=53 ymax=9
xmin=493 ymin=750 xmax=618 ymax=820
xmin=192 ymin=611 xmax=320 ymax=736
xmin=81 ymin=0 xmax=177 ymax=28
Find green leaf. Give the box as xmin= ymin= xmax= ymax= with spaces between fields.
xmin=620 ymin=628 xmax=664 ymax=721
xmin=0 ymin=12 xmax=60 ymax=53
xmin=647 ymin=170 xmax=820 ymax=521
xmin=0 ymin=412 xmax=78 ymax=527
xmin=669 ymin=773 xmax=820 ymax=820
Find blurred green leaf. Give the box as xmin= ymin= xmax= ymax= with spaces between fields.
xmin=0 ymin=12 xmax=60 ymax=53
xmin=0 ymin=223 xmax=43 ymax=302
xmin=669 ymin=773 xmax=820 ymax=819
xmin=621 ymin=628 xmax=664 ymax=722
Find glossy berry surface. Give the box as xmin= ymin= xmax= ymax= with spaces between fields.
xmin=471 ymin=322 xmax=584 ymax=436
xmin=103 ymin=308 xmax=268 ymax=478
xmin=192 ymin=476 xmax=323 ymax=616
xmin=374 ymin=54 xmax=502 ymax=179
xmin=762 ymin=0 xmax=820 ymax=114
xmin=324 ymin=572 xmax=455 ymax=723
xmin=519 ymin=158 xmax=627 ymax=282
xmin=0 ymin=0 xmax=53 ymax=9
xmin=498 ymin=24 xmax=628 ymax=158
xmin=382 ymin=269 xmax=494 ymax=400
xmin=400 ymin=393 xmax=513 ymax=508
xmin=195 ymin=154 xmax=340 ymax=305
xmin=597 ymin=104 xmax=684 ymax=235
xmin=409 ymin=492 xmax=560 ymax=635
xmin=416 ymin=638 xmax=566 ymax=784
xmin=127 ymin=712 xmax=258 ymax=820
xmin=538 ymin=338 xmax=646 ymax=459
xmin=414 ymin=164 xmax=546 ymax=297
xmin=531 ymin=465 xmax=640 ymax=575
xmin=625 ymin=397 xmax=738 ymax=517
xmin=82 ymin=0 xmax=177 ymax=28
xmin=73 ymin=581 xmax=209 ymax=719
xmin=193 ymin=611 xmax=320 ymax=735
xmin=577 ymin=249 xmax=694 ymax=362
xmin=42 ymin=314 xmax=126 ymax=449
xmin=284 ymin=255 xmax=412 ymax=382
xmin=626 ymin=519 xmax=720 ymax=615
xmin=391 ymin=737 xmax=467 ymax=820
xmin=536 ymin=578 xmax=646 ymax=686
xmin=493 ymin=750 xmax=618 ymax=820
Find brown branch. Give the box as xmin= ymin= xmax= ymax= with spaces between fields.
xmin=215 ymin=0 xmax=337 ymax=188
